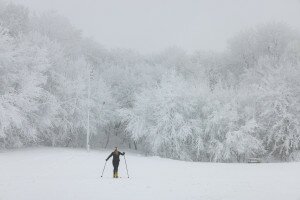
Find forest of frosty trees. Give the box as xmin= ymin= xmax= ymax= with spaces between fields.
xmin=0 ymin=2 xmax=299 ymax=162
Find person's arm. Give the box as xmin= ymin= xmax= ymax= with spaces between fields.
xmin=106 ymin=153 xmax=113 ymax=161
xmin=119 ymin=151 xmax=125 ymax=156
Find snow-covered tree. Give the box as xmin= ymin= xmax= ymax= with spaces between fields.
xmin=0 ymin=2 xmax=29 ymax=36
xmin=120 ymin=71 xmax=202 ymax=160
xmin=242 ymin=57 xmax=300 ymax=160
xmin=0 ymin=25 xmax=49 ymax=148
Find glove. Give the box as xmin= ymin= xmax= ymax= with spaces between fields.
xmin=105 ymin=159 xmax=108 ymax=161
xmin=123 ymin=152 xmax=125 ymax=155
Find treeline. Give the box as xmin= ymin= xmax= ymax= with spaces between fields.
xmin=0 ymin=2 xmax=299 ymax=162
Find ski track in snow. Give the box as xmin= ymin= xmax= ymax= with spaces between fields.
xmin=0 ymin=148 xmax=300 ymax=200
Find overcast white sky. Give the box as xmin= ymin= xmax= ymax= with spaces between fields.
xmin=9 ymin=0 xmax=300 ymax=54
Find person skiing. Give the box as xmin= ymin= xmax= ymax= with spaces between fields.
xmin=106 ymin=147 xmax=125 ymax=178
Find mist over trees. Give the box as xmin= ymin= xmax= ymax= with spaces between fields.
xmin=0 ymin=2 xmax=299 ymax=162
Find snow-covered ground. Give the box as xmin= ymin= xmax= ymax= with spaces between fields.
xmin=0 ymin=148 xmax=299 ymax=200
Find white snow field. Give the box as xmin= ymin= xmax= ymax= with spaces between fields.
xmin=0 ymin=148 xmax=300 ymax=200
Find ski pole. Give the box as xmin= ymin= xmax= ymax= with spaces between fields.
xmin=124 ymin=155 xmax=129 ymax=178
xmin=101 ymin=161 xmax=107 ymax=178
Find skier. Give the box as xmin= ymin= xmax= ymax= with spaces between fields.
xmin=106 ymin=147 xmax=125 ymax=178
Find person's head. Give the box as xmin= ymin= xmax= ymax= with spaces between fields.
xmin=114 ymin=147 xmax=118 ymax=152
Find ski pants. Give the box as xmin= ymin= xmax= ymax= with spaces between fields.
xmin=113 ymin=160 xmax=120 ymax=173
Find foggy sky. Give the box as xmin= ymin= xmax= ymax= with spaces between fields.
xmin=10 ymin=0 xmax=300 ymax=54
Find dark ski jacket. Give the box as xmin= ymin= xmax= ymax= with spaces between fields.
xmin=106 ymin=151 xmax=125 ymax=162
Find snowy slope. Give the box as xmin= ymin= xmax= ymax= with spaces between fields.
xmin=0 ymin=148 xmax=299 ymax=200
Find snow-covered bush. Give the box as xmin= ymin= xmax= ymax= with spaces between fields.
xmin=289 ymin=151 xmax=300 ymax=161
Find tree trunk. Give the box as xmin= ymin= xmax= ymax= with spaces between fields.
xmin=134 ymin=141 xmax=137 ymax=150
xmin=104 ymin=131 xmax=110 ymax=149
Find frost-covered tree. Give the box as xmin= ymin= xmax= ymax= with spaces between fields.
xmin=30 ymin=11 xmax=83 ymax=58
xmin=120 ymin=71 xmax=202 ymax=160
xmin=0 ymin=25 xmax=49 ymax=148
xmin=242 ymin=57 xmax=300 ymax=160
xmin=0 ymin=2 xmax=29 ymax=36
